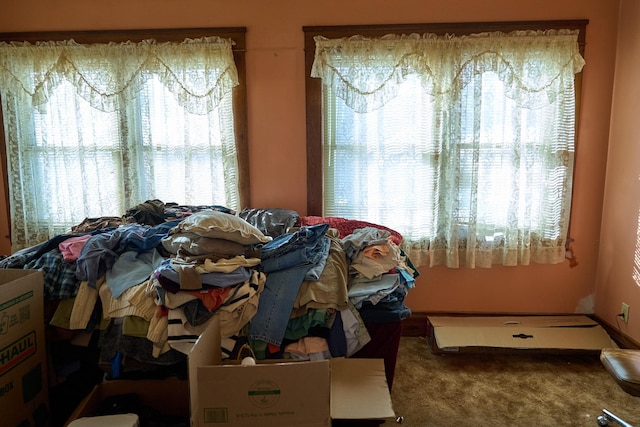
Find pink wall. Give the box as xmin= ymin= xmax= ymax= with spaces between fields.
xmin=595 ymin=0 xmax=640 ymax=343
xmin=0 ymin=1 xmax=622 ymax=321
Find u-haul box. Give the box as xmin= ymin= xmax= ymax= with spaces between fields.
xmin=0 ymin=269 xmax=49 ymax=427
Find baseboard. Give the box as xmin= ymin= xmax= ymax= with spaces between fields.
xmin=402 ymin=312 xmax=640 ymax=350
xmin=402 ymin=311 xmax=429 ymax=337
xmin=592 ymin=314 xmax=640 ymax=349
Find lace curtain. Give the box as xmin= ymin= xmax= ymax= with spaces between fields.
xmin=311 ymin=30 xmax=585 ymax=268
xmin=0 ymin=37 xmax=240 ymax=252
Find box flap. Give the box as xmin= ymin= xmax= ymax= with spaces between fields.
xmin=188 ymin=315 xmax=222 ymax=417
xmin=0 ymin=268 xmax=42 ymax=284
xmin=330 ymin=358 xmax=395 ymax=420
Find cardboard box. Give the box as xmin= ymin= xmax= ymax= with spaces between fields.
xmin=427 ymin=315 xmax=617 ymax=353
xmin=68 ymin=315 xmax=395 ymax=426
xmin=0 ymin=269 xmax=49 ymax=427
xmin=190 ymin=315 xmax=395 ymax=426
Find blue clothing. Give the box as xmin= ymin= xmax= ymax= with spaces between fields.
xmin=358 ymin=286 xmax=412 ymax=323
xmin=249 ymin=224 xmax=329 ymax=346
xmin=24 ymin=248 xmax=80 ymax=300
xmin=75 ymin=224 xmax=143 ymax=287
xmin=122 ymin=220 xmax=180 ymax=252
xmin=156 ymin=258 xmax=252 ymax=289
xmin=106 ymin=249 xmax=165 ymax=299
xmin=304 ymin=236 xmax=330 ymax=281
xmin=260 ymin=223 xmax=330 ymax=260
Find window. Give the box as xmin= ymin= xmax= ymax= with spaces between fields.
xmin=304 ymin=21 xmax=587 ymax=268
xmin=0 ymin=28 xmax=248 ymax=252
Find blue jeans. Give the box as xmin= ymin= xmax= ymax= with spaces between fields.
xmin=260 ymin=223 xmax=329 ymax=259
xmin=250 ymin=224 xmax=329 ymax=346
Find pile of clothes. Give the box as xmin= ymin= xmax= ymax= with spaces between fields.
xmin=0 ymin=201 xmax=417 ymax=381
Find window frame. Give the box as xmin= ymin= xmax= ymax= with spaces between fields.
xmin=0 ymin=27 xmax=249 ymax=242
xmin=303 ymin=20 xmax=588 ymax=217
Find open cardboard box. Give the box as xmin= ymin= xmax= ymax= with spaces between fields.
xmin=427 ymin=315 xmax=618 ymax=354
xmin=189 ymin=315 xmax=395 ymax=426
xmin=68 ymin=315 xmax=395 ymax=426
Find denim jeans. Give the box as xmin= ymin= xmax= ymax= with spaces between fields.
xmin=260 ymin=223 xmax=329 ymax=260
xmin=250 ymin=224 xmax=329 ymax=346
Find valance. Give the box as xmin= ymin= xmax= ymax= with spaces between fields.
xmin=311 ymin=30 xmax=585 ymax=113
xmin=0 ymin=36 xmax=238 ymax=115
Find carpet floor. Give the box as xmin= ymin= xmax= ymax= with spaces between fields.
xmin=384 ymin=337 xmax=639 ymax=427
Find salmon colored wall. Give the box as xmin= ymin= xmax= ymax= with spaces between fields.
xmin=0 ymin=0 xmax=621 ymax=319
xmin=595 ymin=0 xmax=640 ymax=343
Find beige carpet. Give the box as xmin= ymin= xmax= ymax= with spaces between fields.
xmin=385 ymin=337 xmax=639 ymax=426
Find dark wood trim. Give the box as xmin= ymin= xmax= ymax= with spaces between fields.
xmin=303 ymin=20 xmax=588 ymax=43
xmin=592 ymin=314 xmax=640 ymax=349
xmin=228 ymin=35 xmax=250 ymax=209
xmin=0 ymin=28 xmax=249 ymax=243
xmin=0 ymin=102 xmax=8 ymax=243
xmin=0 ymin=27 xmax=247 ymax=47
xmin=401 ymin=311 xmax=430 ymax=337
xmin=304 ymin=20 xmax=588 ymax=216
xmin=304 ymin=33 xmax=323 ymax=215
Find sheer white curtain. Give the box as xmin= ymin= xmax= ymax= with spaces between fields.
xmin=0 ymin=37 xmax=240 ymax=252
xmin=311 ymin=30 xmax=585 ymax=268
